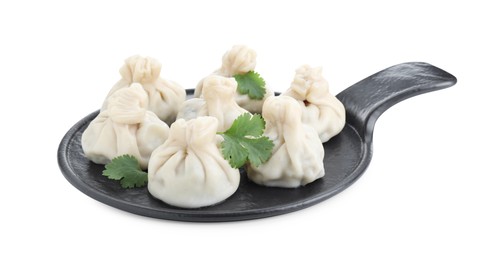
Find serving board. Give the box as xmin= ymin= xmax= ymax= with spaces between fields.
xmin=58 ymin=62 xmax=456 ymax=222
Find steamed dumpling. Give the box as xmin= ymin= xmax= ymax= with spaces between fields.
xmin=82 ymin=83 xmax=170 ymax=169
xmin=281 ymin=65 xmax=345 ymax=142
xmin=177 ymin=75 xmax=249 ymax=131
xmin=148 ymin=116 xmax=240 ymax=208
xmin=194 ymin=45 xmax=273 ymax=113
xmin=246 ymin=96 xmax=325 ymax=188
xmin=102 ymin=55 xmax=186 ymax=124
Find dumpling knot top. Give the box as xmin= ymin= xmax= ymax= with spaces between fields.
xmin=107 ymin=83 xmax=148 ymax=124
xmin=177 ymin=75 xmax=249 ymax=132
xmin=102 ymin=55 xmax=186 ymax=124
xmin=82 ymin=84 xmax=170 ymax=169
xmin=246 ymin=95 xmax=325 ymax=188
xmin=220 ymin=45 xmax=257 ymax=76
xmin=148 ymin=116 xmax=240 ymax=208
xmin=194 ymin=45 xmax=273 ymax=113
xmin=201 ymin=75 xmax=239 ymax=103
xmin=282 ymin=65 xmax=346 ymax=142
xmin=119 ymin=55 xmax=162 ymax=83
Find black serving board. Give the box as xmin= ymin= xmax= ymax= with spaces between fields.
xmin=58 ymin=62 xmax=456 ymax=222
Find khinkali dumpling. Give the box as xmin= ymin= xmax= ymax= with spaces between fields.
xmin=102 ymin=55 xmax=186 ymax=124
xmin=82 ymin=83 xmax=170 ymax=169
xmin=281 ymin=65 xmax=345 ymax=142
xmin=194 ymin=45 xmax=273 ymax=113
xmin=246 ymin=95 xmax=325 ymax=188
xmin=148 ymin=116 xmax=240 ymax=208
xmin=177 ymin=75 xmax=249 ymax=131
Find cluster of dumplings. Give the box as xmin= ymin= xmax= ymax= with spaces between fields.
xmin=81 ymin=45 xmax=346 ymax=208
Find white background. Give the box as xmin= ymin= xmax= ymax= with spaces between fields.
xmin=1 ymin=0 xmax=501 ymax=259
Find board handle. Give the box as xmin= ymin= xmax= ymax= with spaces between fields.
xmin=336 ymin=62 xmax=457 ymax=143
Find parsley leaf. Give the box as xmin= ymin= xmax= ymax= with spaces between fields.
xmin=233 ymin=71 xmax=266 ymax=100
xmin=102 ymin=155 xmax=148 ymax=188
xmin=220 ymin=113 xmax=274 ymax=168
